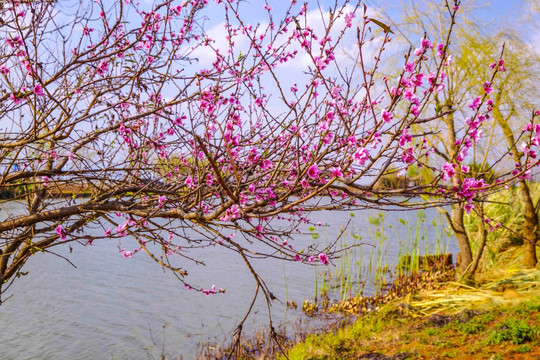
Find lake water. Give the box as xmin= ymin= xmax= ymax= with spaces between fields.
xmin=0 ymin=202 xmax=457 ymax=359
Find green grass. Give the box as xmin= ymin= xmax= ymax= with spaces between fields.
xmin=444 ymin=311 xmax=495 ymax=335
xmin=281 ymin=298 xmax=540 ymax=360
xmin=517 ymin=344 xmax=532 ymax=353
xmin=464 ymin=183 xmax=540 ymax=258
xmin=485 ymin=318 xmax=538 ymax=345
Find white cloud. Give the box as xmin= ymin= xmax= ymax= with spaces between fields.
xmin=181 ymin=2 xmax=409 ymax=110
xmin=188 ymin=3 xmax=391 ymax=70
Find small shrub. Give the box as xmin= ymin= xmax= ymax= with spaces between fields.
xmin=329 ymin=337 xmax=349 ymax=354
xmin=443 ymin=349 xmax=459 ymax=357
xmin=444 ymin=312 xmax=488 ymax=335
xmin=485 ymin=330 xmax=506 ymax=346
xmin=516 ymin=344 xmax=531 ymax=353
xmin=456 ymin=321 xmax=485 ymax=335
xmin=478 ymin=312 xmax=496 ymax=323
xmin=522 ymin=299 xmax=540 ymax=312
xmin=485 ymin=319 xmax=537 ymax=345
xmin=424 ymin=327 xmax=441 ymax=336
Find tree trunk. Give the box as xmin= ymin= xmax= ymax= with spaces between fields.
xmin=451 ymin=204 xmax=474 ymax=281
xmin=442 ymin=101 xmax=475 ymax=282
xmin=518 ymin=179 xmax=538 ymax=268
xmin=469 ymin=204 xmax=489 ymax=275
xmin=494 ymin=103 xmax=538 ymax=268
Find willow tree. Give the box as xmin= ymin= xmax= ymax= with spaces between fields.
xmin=439 ymin=21 xmax=540 ymax=269
xmin=380 ymin=0 xmax=540 ymax=278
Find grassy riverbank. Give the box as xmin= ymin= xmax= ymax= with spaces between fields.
xmin=281 ymin=257 xmax=540 ymax=360
xmin=197 ymin=247 xmax=539 ymax=359
xmin=283 ymin=293 xmax=540 ymax=359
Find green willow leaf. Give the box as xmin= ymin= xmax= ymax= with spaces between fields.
xmin=369 ymin=17 xmax=394 ymax=34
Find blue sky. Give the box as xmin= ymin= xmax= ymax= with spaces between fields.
xmin=190 ymin=0 xmax=540 ymax=86
xmin=196 ymin=0 xmax=539 ymax=49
